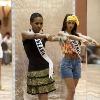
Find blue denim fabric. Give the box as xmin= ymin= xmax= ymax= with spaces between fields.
xmin=60 ymin=57 xmax=81 ymax=79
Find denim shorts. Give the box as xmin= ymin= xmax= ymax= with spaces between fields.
xmin=60 ymin=57 xmax=81 ymax=79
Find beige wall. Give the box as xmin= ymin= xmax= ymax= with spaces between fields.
xmin=87 ymin=0 xmax=100 ymax=42
xmin=76 ymin=0 xmax=87 ymax=35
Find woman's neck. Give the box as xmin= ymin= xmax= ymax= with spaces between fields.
xmin=65 ymin=30 xmax=71 ymax=34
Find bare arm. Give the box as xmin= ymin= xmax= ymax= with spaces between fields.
xmin=47 ymin=35 xmax=65 ymax=41
xmin=78 ymin=33 xmax=93 ymax=41
xmin=58 ymin=31 xmax=87 ymax=42
xmin=21 ymin=31 xmax=48 ymax=41
xmin=21 ymin=31 xmax=65 ymax=41
xmin=77 ymin=33 xmax=99 ymax=45
xmin=68 ymin=35 xmax=84 ymax=41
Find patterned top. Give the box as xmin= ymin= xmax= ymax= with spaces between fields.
xmin=61 ymin=41 xmax=74 ymax=54
xmin=60 ymin=39 xmax=81 ymax=58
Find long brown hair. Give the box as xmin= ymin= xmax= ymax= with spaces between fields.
xmin=62 ymin=14 xmax=78 ymax=36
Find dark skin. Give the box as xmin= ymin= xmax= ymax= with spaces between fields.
xmin=30 ymin=17 xmax=43 ymax=33
xmin=22 ymin=17 xmax=47 ymax=41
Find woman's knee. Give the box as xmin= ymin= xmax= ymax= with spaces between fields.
xmin=68 ymin=88 xmax=75 ymax=95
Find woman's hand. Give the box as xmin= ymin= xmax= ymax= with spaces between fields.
xmin=91 ymin=39 xmax=100 ymax=46
xmin=58 ymin=31 xmax=66 ymax=36
xmin=81 ymin=39 xmax=89 ymax=45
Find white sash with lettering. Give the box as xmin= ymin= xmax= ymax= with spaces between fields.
xmin=63 ymin=31 xmax=81 ymax=59
xmin=70 ymin=39 xmax=81 ymax=59
xmin=34 ymin=39 xmax=53 ymax=79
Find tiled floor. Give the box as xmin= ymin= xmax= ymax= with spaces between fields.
xmin=75 ymin=64 xmax=100 ymax=100
xmin=0 ymin=64 xmax=12 ymax=100
xmin=0 ymin=64 xmax=100 ymax=100
xmin=24 ymin=64 xmax=100 ymax=100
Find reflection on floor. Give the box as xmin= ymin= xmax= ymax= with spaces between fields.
xmin=75 ymin=64 xmax=100 ymax=100
xmin=26 ymin=64 xmax=100 ymax=100
xmin=0 ymin=64 xmax=100 ymax=100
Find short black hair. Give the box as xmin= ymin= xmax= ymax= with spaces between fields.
xmin=30 ymin=13 xmax=43 ymax=22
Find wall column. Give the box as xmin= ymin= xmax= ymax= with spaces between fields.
xmin=75 ymin=0 xmax=87 ymax=35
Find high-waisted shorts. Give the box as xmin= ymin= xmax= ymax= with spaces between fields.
xmin=60 ymin=57 xmax=81 ymax=79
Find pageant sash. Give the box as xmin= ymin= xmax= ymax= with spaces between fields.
xmin=70 ymin=39 xmax=81 ymax=59
xmin=34 ymin=39 xmax=53 ymax=79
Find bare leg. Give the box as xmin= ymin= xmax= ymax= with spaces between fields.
xmin=64 ymin=78 xmax=75 ymax=100
xmin=74 ymin=79 xmax=79 ymax=88
xmin=38 ymin=93 xmax=48 ymax=100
